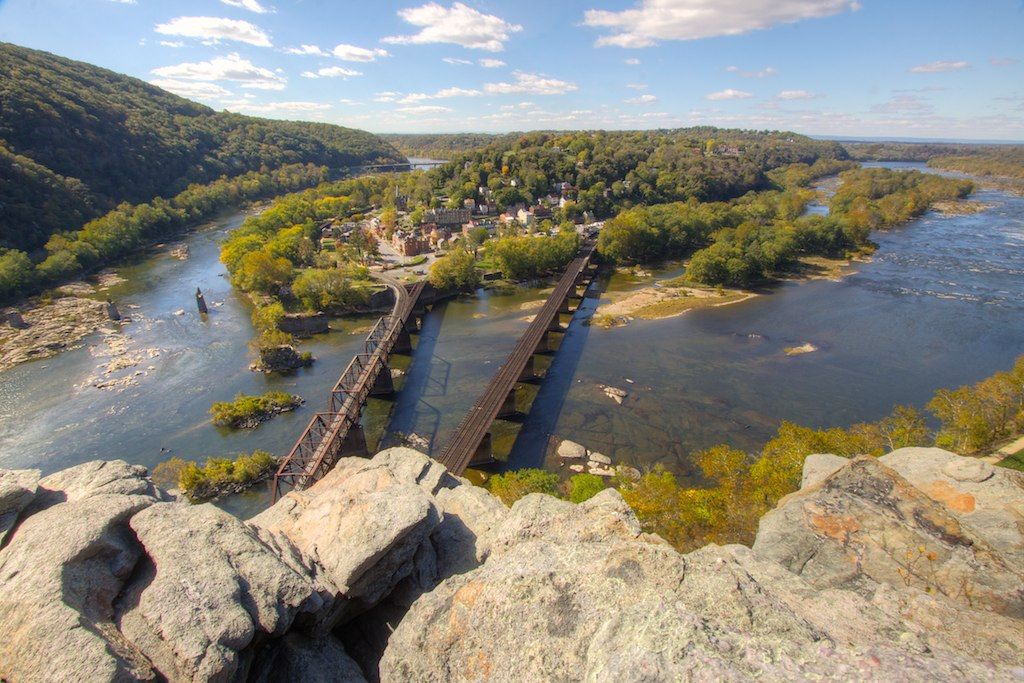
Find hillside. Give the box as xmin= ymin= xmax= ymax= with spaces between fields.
xmin=0 ymin=42 xmax=404 ymax=253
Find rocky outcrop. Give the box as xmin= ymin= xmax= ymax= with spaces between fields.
xmin=253 ymin=344 xmax=313 ymax=373
xmin=381 ymin=449 xmax=1024 ymax=681
xmin=2 ymin=447 xmax=1022 ymax=681
xmin=754 ymin=455 xmax=1023 ymax=618
xmin=0 ymin=467 xmax=39 ymax=543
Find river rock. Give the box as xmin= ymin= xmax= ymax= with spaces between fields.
xmin=879 ymin=447 xmax=1024 ymax=562
xmin=588 ymin=466 xmax=616 ymax=477
xmin=250 ymin=450 xmax=443 ymax=625
xmin=118 ymin=502 xmax=335 ymax=682
xmin=800 ymin=452 xmax=848 ymax=488
xmin=588 ymin=452 xmax=612 ymax=465
xmin=256 ymin=344 xmax=314 ymax=373
xmin=753 ymin=456 xmax=1024 ymax=618
xmin=569 ymin=464 xmax=585 ymax=473
xmin=557 ymin=439 xmax=587 ymax=459
xmin=0 ymin=461 xmax=164 ymax=682
xmin=0 ymin=468 xmax=39 ymax=543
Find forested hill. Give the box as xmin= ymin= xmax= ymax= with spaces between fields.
xmin=0 ymin=42 xmax=404 ymax=252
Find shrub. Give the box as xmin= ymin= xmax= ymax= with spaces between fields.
xmin=566 ymin=473 xmax=606 ymax=503
xmin=209 ymin=391 xmax=301 ymax=428
xmin=486 ymin=468 xmax=560 ymax=505
xmin=178 ymin=450 xmax=278 ymax=502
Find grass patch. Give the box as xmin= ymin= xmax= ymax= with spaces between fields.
xmin=996 ymin=451 xmax=1024 ymax=472
xmin=210 ymin=391 xmax=302 ymax=428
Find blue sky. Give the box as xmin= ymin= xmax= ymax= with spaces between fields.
xmin=1 ymin=0 xmax=1022 ymax=139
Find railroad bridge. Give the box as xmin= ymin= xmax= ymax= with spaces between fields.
xmin=436 ymin=242 xmax=599 ymax=475
xmin=270 ymin=275 xmax=428 ymax=500
xmin=272 ymin=241 xmax=599 ymax=498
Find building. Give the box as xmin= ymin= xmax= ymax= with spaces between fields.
xmin=424 ymin=207 xmax=472 ymax=227
xmin=392 ymin=230 xmax=431 ymax=257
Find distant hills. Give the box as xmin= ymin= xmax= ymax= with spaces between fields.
xmin=0 ymin=43 xmax=404 ymax=252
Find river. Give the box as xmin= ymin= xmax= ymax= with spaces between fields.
xmin=0 ymin=162 xmax=1021 ymax=515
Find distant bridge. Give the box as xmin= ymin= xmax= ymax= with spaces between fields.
xmin=436 ymin=242 xmax=599 ymax=474
xmin=270 ymin=275 xmax=427 ymax=500
xmin=349 ymin=160 xmax=447 ymax=174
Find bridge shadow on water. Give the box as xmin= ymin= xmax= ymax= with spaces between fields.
xmin=379 ymin=300 xmax=451 ymax=454
xmin=503 ymin=275 xmax=608 ymax=471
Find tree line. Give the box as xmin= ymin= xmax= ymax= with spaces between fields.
xmin=0 ymin=164 xmax=330 ymax=303
xmin=597 ymin=164 xmax=973 ymax=288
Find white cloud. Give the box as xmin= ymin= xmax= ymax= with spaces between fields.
xmin=870 ymin=95 xmax=933 ymax=114
xmin=285 ymin=44 xmax=328 ymax=56
xmin=108 ymin=0 xmax=136 ymax=4
xmin=625 ymin=94 xmax=658 ymax=104
xmin=443 ymin=57 xmax=473 ymax=65
xmin=396 ymin=105 xmax=452 ymax=113
xmin=990 ymin=57 xmax=1018 ymax=67
xmin=626 ymin=82 xmax=648 ymax=90
xmin=152 ymin=53 xmax=285 ymax=89
xmin=223 ymin=100 xmax=332 ymax=116
xmin=777 ymin=89 xmax=815 ymax=100
xmin=624 ymin=58 xmax=640 ymax=65
xmin=154 ymin=16 xmax=271 ymax=47
xmin=584 ymin=0 xmax=860 ymax=48
xmin=301 ymin=66 xmax=363 ymax=79
xmin=383 ymin=2 xmax=523 ymax=52
xmin=484 ymin=71 xmax=578 ymax=95
xmin=220 ymin=0 xmax=272 ymax=14
xmin=706 ymin=88 xmax=753 ymax=100
xmin=159 ymin=40 xmax=185 ymax=48
xmin=479 ymin=58 xmax=505 ymax=68
xmin=909 ymin=60 xmax=970 ymax=73
xmin=726 ymin=65 xmax=777 ymax=78
xmin=399 ymin=87 xmax=482 ymax=103
xmin=332 ymin=43 xmax=389 ymax=62
xmin=150 ymin=79 xmax=232 ymax=99
xmin=374 ymin=91 xmax=402 ymax=102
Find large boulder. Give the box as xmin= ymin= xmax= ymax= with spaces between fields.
xmin=0 ymin=467 xmax=39 ymax=543
xmin=249 ymin=633 xmax=366 ymax=683
xmin=754 ymin=456 xmax=1024 ymax=618
xmin=117 ymin=503 xmax=336 ymax=682
xmin=879 ymin=447 xmax=1024 ymax=561
xmin=0 ymin=461 xmax=164 ymax=682
xmin=381 ymin=487 xmax=1020 ymax=681
xmin=251 ymin=449 xmax=444 ymax=625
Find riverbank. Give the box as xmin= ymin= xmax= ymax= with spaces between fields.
xmin=593 ymin=253 xmax=865 ymax=328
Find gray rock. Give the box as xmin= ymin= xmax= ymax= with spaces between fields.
xmin=251 ymin=450 xmax=442 ymax=625
xmin=0 ymin=468 xmax=40 ymax=543
xmin=0 ymin=461 xmax=162 ymax=682
xmin=800 ymin=452 xmax=848 ymax=488
xmin=754 ymin=456 xmax=1024 ymax=619
xmin=588 ymin=452 xmax=612 ymax=465
xmin=880 ymin=447 xmax=1024 ymax=561
xmin=432 ymin=482 xmax=508 ymax=579
xmin=381 ymin=489 xmax=1019 ymax=682
xmin=557 ymin=439 xmax=587 ymax=459
xmin=118 ymin=503 xmax=335 ymax=682
xmin=251 ymin=633 xmax=367 ymax=683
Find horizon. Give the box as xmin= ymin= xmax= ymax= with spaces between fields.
xmin=1 ymin=1 xmax=1023 ymax=141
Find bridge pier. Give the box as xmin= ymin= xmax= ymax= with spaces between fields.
xmin=394 ymin=325 xmax=414 ymax=354
xmin=497 ymin=388 xmax=518 ymax=419
xmin=519 ymin=355 xmax=539 ymax=382
xmin=340 ymin=424 xmax=368 ymax=458
xmin=370 ymin=366 xmax=395 ymax=397
xmin=468 ymin=433 xmax=495 ymax=467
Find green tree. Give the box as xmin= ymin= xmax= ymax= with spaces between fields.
xmin=428 ymin=249 xmax=480 ymax=290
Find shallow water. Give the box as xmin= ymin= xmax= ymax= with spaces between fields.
xmin=1 ymin=162 xmax=1021 ymax=515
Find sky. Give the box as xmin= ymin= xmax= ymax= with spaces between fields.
xmin=1 ymin=0 xmax=1022 ymax=140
